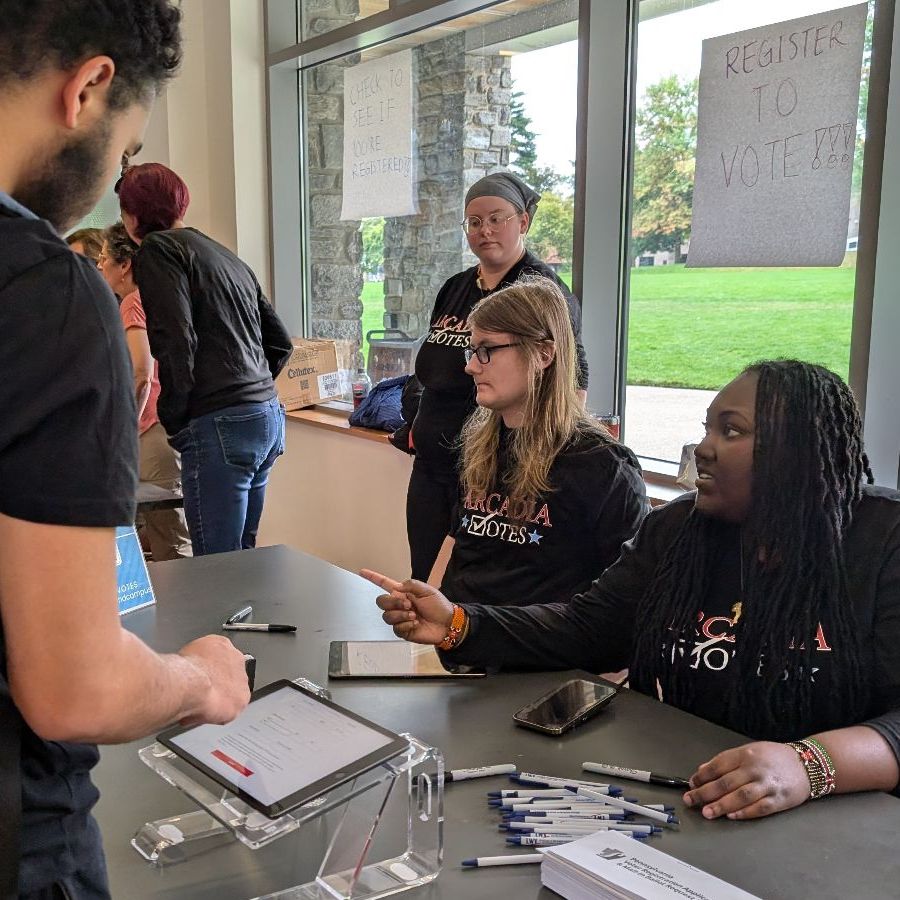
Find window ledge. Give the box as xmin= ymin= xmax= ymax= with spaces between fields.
xmin=639 ymin=456 xmax=690 ymax=506
xmin=285 ymin=405 xmax=392 ymax=444
xmin=285 ymin=406 xmax=689 ymax=505
xmin=644 ymin=478 xmax=689 ymax=507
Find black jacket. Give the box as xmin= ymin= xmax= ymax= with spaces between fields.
xmin=447 ymin=486 xmax=900 ymax=756
xmin=134 ymin=228 xmax=293 ymax=435
xmin=411 ymin=251 xmax=587 ymax=471
xmin=441 ymin=429 xmax=648 ymax=607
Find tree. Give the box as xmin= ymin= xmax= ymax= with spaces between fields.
xmin=360 ymin=217 xmax=384 ymax=278
xmin=527 ymin=191 xmax=575 ymax=267
xmin=509 ymin=91 xmax=538 ymax=178
xmin=509 ymin=89 xmax=564 ymax=194
xmin=852 ymin=13 xmax=874 ymax=206
xmin=631 ymin=75 xmax=698 ymax=258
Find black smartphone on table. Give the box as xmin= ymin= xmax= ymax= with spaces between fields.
xmin=513 ymin=678 xmax=619 ymax=736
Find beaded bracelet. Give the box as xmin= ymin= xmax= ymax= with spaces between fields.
xmin=438 ymin=604 xmax=467 ymax=651
xmin=786 ymin=738 xmax=836 ymax=799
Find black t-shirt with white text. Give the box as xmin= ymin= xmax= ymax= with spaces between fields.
xmin=450 ymin=487 xmax=900 ymax=757
xmin=0 ymin=197 xmax=138 ymax=893
xmin=441 ymin=428 xmax=647 ymax=607
xmin=659 ymin=524 xmax=836 ymax=732
xmin=412 ymin=251 xmax=588 ymax=472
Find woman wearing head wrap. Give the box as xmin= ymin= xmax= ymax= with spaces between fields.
xmin=404 ymin=171 xmax=589 ymax=581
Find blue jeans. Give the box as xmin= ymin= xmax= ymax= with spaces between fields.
xmin=169 ymin=398 xmax=285 ymax=556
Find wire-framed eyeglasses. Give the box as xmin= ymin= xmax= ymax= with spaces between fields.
xmin=464 ymin=343 xmax=523 ymax=365
xmin=460 ymin=212 xmax=521 ymax=235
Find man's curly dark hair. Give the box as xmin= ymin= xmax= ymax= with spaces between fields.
xmin=0 ymin=0 xmax=182 ymax=110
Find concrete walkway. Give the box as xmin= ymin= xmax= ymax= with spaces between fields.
xmin=623 ymin=385 xmax=718 ymax=463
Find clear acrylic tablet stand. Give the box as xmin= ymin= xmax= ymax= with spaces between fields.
xmin=131 ymin=678 xmax=444 ymax=900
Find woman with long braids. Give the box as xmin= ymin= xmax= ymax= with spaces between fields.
xmin=363 ymin=360 xmax=900 ymax=820
xmin=440 ymin=277 xmax=646 ymax=607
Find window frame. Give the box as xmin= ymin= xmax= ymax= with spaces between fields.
xmin=265 ymin=0 xmax=900 ymax=487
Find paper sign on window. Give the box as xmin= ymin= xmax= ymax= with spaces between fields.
xmin=340 ymin=48 xmax=417 ymax=220
xmin=687 ymin=4 xmax=868 ymax=267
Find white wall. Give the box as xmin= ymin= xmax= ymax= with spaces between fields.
xmin=139 ymin=0 xmax=272 ymax=295
xmin=257 ymin=422 xmax=414 ymax=577
xmin=136 ymin=1 xmax=415 ymax=574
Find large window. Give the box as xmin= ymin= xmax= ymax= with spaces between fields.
xmin=269 ymin=0 xmax=579 ymax=392
xmin=269 ymin=0 xmax=899 ymax=484
xmin=623 ymin=0 xmax=876 ymax=463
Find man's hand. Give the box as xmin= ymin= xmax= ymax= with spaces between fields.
xmin=177 ymin=635 xmax=251 ymax=725
xmin=360 ymin=569 xmax=454 ymax=645
xmin=683 ymin=741 xmax=810 ymax=820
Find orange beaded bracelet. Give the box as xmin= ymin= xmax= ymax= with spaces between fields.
xmin=438 ymin=604 xmax=467 ymax=651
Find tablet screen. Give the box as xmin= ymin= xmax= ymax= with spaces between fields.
xmin=158 ymin=681 xmax=407 ymax=817
xmin=328 ymin=641 xmax=486 ymax=678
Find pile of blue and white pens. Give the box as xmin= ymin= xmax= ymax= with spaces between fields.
xmin=461 ymin=765 xmax=681 ymax=869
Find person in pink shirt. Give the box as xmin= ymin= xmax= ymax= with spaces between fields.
xmin=98 ymin=222 xmax=190 ymax=559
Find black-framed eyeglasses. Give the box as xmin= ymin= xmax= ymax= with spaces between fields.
xmin=464 ymin=343 xmax=523 ymax=365
xmin=460 ymin=212 xmax=520 ymax=235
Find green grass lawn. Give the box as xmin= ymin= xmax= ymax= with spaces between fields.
xmin=360 ymin=264 xmax=854 ymax=390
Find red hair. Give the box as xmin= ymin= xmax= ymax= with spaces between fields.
xmin=117 ymin=163 xmax=191 ymax=238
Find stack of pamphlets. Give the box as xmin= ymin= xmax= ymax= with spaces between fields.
xmin=540 ymin=831 xmax=760 ymax=899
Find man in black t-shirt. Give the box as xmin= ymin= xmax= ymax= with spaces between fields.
xmin=0 ymin=5 xmax=252 ymax=897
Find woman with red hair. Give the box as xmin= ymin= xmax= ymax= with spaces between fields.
xmin=118 ymin=163 xmax=293 ymax=555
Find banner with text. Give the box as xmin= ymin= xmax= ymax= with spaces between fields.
xmin=341 ymin=49 xmax=417 ymax=220
xmin=116 ymin=526 xmax=155 ymax=615
xmin=687 ymin=4 xmax=867 ymax=267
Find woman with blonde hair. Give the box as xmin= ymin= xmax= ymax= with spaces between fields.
xmin=403 ymin=172 xmax=588 ymax=582
xmin=438 ymin=275 xmax=647 ymax=607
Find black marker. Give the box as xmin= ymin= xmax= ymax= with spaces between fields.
xmin=583 ymin=761 xmax=690 ymax=790
xmin=222 ymin=623 xmax=297 ymax=633
xmin=224 ymin=605 xmax=253 ymax=625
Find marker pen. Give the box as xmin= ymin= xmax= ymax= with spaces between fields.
xmin=222 ymin=623 xmax=297 ymax=633
xmin=488 ymin=789 xmax=576 ymax=799
xmin=446 ymin=764 xmax=517 ymax=782
xmin=583 ymin=761 xmax=690 ymax=790
xmin=519 ymin=821 xmax=661 ymax=835
xmin=506 ymin=799 xmax=624 ymax=811
xmin=503 ymin=821 xmax=659 ymax=835
xmin=224 ymin=605 xmax=253 ymax=625
xmin=507 ymin=832 xmax=648 ymax=846
xmin=513 ymin=773 xmax=620 ymax=793
xmin=573 ymin=786 xmax=679 ymax=825
xmin=517 ymin=812 xmax=626 ymax=822
xmin=461 ymin=854 xmax=543 ymax=868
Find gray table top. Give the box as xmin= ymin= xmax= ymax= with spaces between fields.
xmin=96 ymin=545 xmax=900 ymax=899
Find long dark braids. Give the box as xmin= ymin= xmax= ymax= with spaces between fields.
xmin=630 ymin=360 xmax=874 ymax=739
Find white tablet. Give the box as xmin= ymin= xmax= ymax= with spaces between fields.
xmin=328 ymin=640 xmax=486 ymax=678
xmin=157 ymin=679 xmax=408 ymax=818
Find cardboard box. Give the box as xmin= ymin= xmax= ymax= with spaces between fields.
xmin=276 ymin=339 xmax=343 ymax=410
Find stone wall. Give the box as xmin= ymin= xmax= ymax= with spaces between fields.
xmin=302 ymin=5 xmax=513 ymax=361
xmin=301 ymin=0 xmax=360 ymax=39
xmin=305 ymin=57 xmax=365 ymax=352
xmin=381 ymin=39 xmax=513 ymax=339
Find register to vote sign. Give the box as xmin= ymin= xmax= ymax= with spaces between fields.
xmin=115 ymin=526 xmax=155 ymax=615
xmin=688 ymin=4 xmax=867 ymax=267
